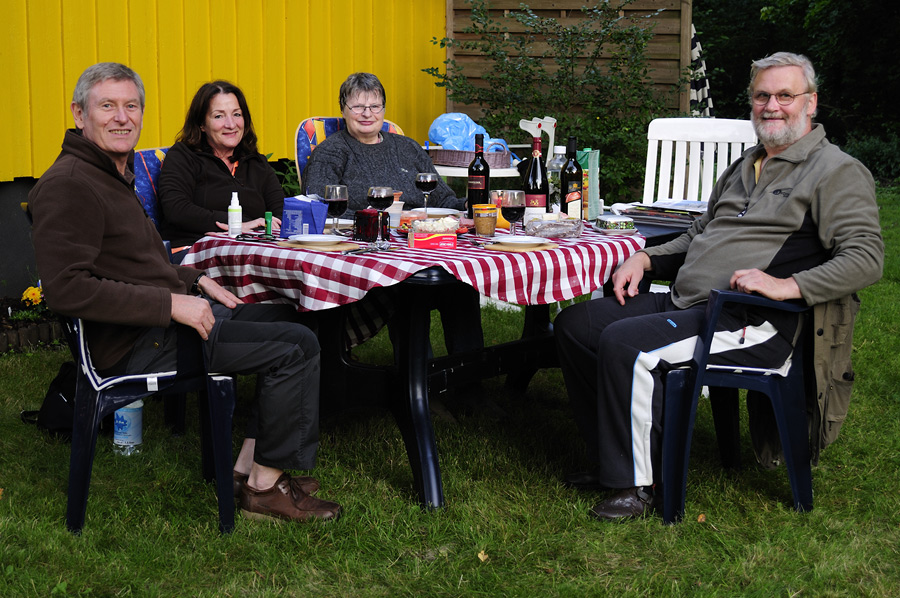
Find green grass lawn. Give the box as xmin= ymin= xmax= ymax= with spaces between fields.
xmin=2 ymin=187 xmax=899 ymax=597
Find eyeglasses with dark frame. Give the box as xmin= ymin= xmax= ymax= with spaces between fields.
xmin=346 ymin=104 xmax=385 ymax=115
xmin=751 ymin=91 xmax=811 ymax=106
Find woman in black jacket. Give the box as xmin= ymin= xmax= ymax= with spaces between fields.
xmin=158 ymin=80 xmax=284 ymax=248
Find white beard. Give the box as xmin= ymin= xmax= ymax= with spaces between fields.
xmin=752 ymin=101 xmax=811 ymax=149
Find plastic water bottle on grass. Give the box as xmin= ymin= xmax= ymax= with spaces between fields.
xmin=113 ymin=400 xmax=143 ymax=455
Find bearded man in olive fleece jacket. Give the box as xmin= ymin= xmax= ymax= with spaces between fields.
xmin=30 ymin=62 xmax=341 ymax=524
xmin=555 ymin=52 xmax=883 ymax=521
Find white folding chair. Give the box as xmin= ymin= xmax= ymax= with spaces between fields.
xmin=642 ymin=118 xmax=757 ymax=204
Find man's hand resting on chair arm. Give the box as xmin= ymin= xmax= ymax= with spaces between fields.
xmin=729 ymin=268 xmax=803 ymax=301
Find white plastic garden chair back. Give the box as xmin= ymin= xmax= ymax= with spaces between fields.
xmin=642 ymin=118 xmax=757 ymax=204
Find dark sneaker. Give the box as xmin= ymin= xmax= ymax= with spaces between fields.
xmin=240 ymin=473 xmax=340 ymax=522
xmin=233 ymin=470 xmax=320 ymax=499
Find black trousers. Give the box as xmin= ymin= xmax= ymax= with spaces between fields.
xmin=114 ymin=302 xmax=321 ymax=471
xmin=554 ymin=292 xmax=798 ymax=488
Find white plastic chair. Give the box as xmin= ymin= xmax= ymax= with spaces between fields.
xmin=642 ymin=118 xmax=757 ymax=204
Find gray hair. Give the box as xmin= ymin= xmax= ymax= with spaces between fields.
xmin=72 ymin=62 xmax=145 ymax=112
xmin=338 ymin=72 xmax=386 ymax=110
xmin=748 ymin=52 xmax=818 ymax=96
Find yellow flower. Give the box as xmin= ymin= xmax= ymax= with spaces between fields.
xmin=21 ymin=286 xmax=43 ymax=307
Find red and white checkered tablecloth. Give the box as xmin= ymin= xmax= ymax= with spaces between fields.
xmin=183 ymin=230 xmax=644 ymax=345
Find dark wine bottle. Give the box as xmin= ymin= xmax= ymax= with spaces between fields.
xmin=522 ymin=136 xmax=549 ymax=225
xmin=467 ymin=133 xmax=490 ymax=219
xmin=560 ymin=135 xmax=584 ymax=219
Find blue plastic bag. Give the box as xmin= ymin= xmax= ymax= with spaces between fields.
xmin=429 ymin=113 xmax=485 ymax=151
xmin=280 ymin=195 xmax=328 ymax=237
xmin=428 ymin=113 xmax=511 ymax=157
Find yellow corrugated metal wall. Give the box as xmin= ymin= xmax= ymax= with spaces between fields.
xmin=1 ymin=0 xmax=449 ymax=182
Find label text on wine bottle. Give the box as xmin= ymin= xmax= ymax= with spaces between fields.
xmin=525 ymin=194 xmax=546 ymax=207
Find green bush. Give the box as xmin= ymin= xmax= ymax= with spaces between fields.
xmin=423 ymin=0 xmax=683 ymax=203
xmin=842 ymin=133 xmax=900 ymax=185
xmin=271 ymin=158 xmax=302 ymax=197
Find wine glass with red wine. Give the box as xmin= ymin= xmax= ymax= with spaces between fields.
xmin=324 ymin=184 xmax=349 ymax=235
xmin=367 ymin=186 xmax=393 ymax=248
xmin=497 ymin=190 xmax=526 ymax=235
xmin=415 ymin=172 xmax=439 ymax=217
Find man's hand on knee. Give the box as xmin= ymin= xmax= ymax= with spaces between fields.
xmin=171 ymin=294 xmax=216 ymax=340
xmin=611 ymin=252 xmax=652 ymax=305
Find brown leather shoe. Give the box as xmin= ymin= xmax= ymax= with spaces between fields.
xmin=589 ymin=487 xmax=658 ymax=521
xmin=233 ymin=470 xmax=320 ymax=499
xmin=240 ymin=473 xmax=341 ymax=522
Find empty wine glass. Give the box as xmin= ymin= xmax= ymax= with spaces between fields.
xmin=324 ymin=184 xmax=349 ymax=235
xmin=367 ymin=186 xmax=393 ymax=249
xmin=495 ymin=190 xmax=526 ymax=235
xmin=415 ymin=172 xmax=439 ymax=217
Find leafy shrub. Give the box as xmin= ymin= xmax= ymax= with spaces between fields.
xmin=272 ymin=158 xmax=302 ymax=197
xmin=842 ymin=133 xmax=900 ymax=185
xmin=423 ymin=0 xmax=683 ymax=202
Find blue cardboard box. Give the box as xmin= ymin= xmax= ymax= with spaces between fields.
xmin=281 ymin=195 xmax=328 ymax=237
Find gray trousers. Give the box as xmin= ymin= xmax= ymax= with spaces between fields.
xmin=112 ymin=302 xmax=321 ymax=471
xmin=555 ymin=292 xmax=798 ymax=488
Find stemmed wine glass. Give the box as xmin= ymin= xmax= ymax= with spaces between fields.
xmin=415 ymin=172 xmax=439 ymax=217
xmin=367 ymin=186 xmax=393 ymax=249
xmin=324 ymin=184 xmax=349 ymax=236
xmin=497 ymin=190 xmax=526 ymax=235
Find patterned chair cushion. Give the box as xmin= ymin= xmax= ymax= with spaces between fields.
xmin=133 ymin=147 xmax=170 ymax=229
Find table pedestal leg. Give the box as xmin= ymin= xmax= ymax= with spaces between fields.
xmin=391 ymin=285 xmax=444 ymax=509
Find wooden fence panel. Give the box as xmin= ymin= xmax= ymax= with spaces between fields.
xmin=445 ymin=0 xmax=691 ymax=115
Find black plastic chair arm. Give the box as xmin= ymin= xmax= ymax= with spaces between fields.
xmin=693 ymin=289 xmax=810 ymax=374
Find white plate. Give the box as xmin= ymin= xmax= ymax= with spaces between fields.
xmin=411 ymin=207 xmax=460 ymax=217
xmin=288 ymin=234 xmax=346 ymax=245
xmin=593 ymin=226 xmax=640 ymax=236
xmin=491 ymin=235 xmax=547 ymax=248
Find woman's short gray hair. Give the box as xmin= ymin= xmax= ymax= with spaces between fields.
xmin=338 ymin=72 xmax=386 ymax=110
xmin=748 ymin=52 xmax=818 ymax=96
xmin=72 ymin=62 xmax=146 ymax=113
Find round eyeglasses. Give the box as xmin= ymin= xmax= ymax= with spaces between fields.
xmin=346 ymin=104 xmax=385 ymax=115
xmin=751 ymin=91 xmax=811 ymax=106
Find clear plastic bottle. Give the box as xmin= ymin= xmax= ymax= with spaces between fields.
xmin=228 ymin=192 xmax=242 ymax=238
xmin=113 ymin=399 xmax=143 ymax=455
xmin=546 ymin=145 xmax=567 ymax=214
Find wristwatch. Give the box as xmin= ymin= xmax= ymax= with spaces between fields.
xmin=190 ymin=272 xmax=205 ymax=295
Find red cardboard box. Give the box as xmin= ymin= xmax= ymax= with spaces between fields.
xmin=408 ymin=232 xmax=457 ymax=249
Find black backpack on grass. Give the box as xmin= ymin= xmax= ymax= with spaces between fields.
xmin=20 ymin=360 xmax=77 ymax=440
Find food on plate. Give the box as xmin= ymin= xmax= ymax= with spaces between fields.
xmin=596 ymin=215 xmax=635 ymax=230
